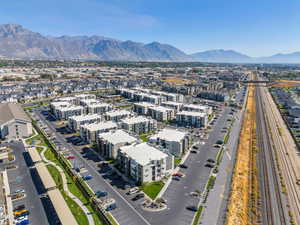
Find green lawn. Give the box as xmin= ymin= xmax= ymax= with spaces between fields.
xmin=174 ymin=158 xmax=181 ymax=166
xmin=34 ymin=127 xmax=104 ymax=225
xmin=45 ymin=164 xmax=89 ymax=225
xmin=61 ymin=191 xmax=89 ymax=225
xmin=192 ymin=206 xmax=204 ymax=225
xmin=206 ymin=176 xmax=216 ymax=190
xmin=46 ymin=165 xmax=62 ymax=187
xmin=140 ymin=181 xmax=164 ymax=200
xmin=105 ymin=212 xmax=119 ymax=225
xmin=140 ymin=133 xmax=149 ymax=142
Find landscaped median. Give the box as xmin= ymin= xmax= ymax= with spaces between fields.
xmin=140 ymin=181 xmax=164 ymax=200
xmin=28 ymin=118 xmax=118 ymax=225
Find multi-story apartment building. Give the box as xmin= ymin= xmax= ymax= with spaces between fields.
xmin=176 ymin=111 xmax=208 ymax=128
xmin=105 ymin=110 xmax=131 ymax=122
xmin=120 ymin=116 xmax=157 ymax=134
xmin=148 ymin=106 xmax=175 ymax=121
xmin=97 ymin=129 xmax=137 ymax=159
xmin=68 ymin=114 xmax=103 ymax=131
xmin=50 ymin=101 xmax=71 ymax=116
xmin=117 ymin=142 xmax=174 ymax=184
xmin=133 ymin=102 xmax=156 ymax=115
xmin=75 ymin=94 xmax=96 ymax=105
xmin=182 ymin=104 xmax=213 ymax=115
xmin=87 ymin=103 xmax=113 ymax=114
xmin=55 ymin=105 xmax=85 ymax=120
xmin=149 ymin=128 xmax=189 ymax=157
xmin=80 ymin=121 xmax=118 ymax=143
xmin=161 ymin=101 xmax=184 ymax=113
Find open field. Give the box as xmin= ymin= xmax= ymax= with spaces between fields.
xmin=226 ymin=85 xmax=257 ymax=225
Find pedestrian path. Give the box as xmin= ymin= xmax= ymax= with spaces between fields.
xmin=39 ymin=146 xmax=95 ymax=225
xmin=24 ymin=134 xmax=94 ymax=225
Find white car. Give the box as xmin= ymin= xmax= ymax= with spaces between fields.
xmin=14 ymin=189 xmax=25 ymax=194
xmin=15 ymin=216 xmax=28 ymax=223
xmin=127 ymin=187 xmax=139 ymax=195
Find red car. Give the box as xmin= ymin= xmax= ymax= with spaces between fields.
xmin=172 ymin=172 xmax=183 ymax=177
xmin=67 ymin=155 xmax=75 ymax=160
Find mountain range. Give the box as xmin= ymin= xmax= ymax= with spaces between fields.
xmin=0 ymin=24 xmax=300 ymax=63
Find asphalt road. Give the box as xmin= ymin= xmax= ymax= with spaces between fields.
xmin=34 ymin=109 xmax=151 ymax=225
xmin=140 ymin=106 xmax=231 ymax=225
xmin=3 ymin=141 xmax=50 ymax=225
xmin=34 ymin=104 xmax=231 ymax=225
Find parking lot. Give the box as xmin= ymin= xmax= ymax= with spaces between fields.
xmin=0 ymin=142 xmax=51 ymax=225
xmin=30 ymin=98 xmax=235 ymax=225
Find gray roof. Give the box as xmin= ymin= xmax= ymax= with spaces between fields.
xmin=0 ymin=103 xmax=30 ymax=125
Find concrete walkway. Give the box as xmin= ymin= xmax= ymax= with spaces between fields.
xmin=24 ymin=133 xmax=95 ymax=225
xmin=39 ymin=146 xmax=95 ymax=225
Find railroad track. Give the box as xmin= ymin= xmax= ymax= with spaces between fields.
xmin=260 ymin=86 xmax=300 ymax=224
xmin=255 ymin=87 xmax=287 ymax=225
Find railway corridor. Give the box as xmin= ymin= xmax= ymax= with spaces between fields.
xmin=258 ymin=85 xmax=300 ymax=225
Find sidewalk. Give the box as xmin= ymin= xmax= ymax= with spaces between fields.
xmin=40 ymin=146 xmax=95 ymax=225
xmin=200 ymin=97 xmax=246 ymax=225
xmin=2 ymin=170 xmax=13 ymax=225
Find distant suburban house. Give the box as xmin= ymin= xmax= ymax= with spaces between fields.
xmin=0 ymin=103 xmax=33 ymax=140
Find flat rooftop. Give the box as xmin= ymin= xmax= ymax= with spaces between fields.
xmin=134 ymin=102 xmax=156 ymax=108
xmin=177 ymin=111 xmax=207 ymax=117
xmin=105 ymin=110 xmax=131 ymax=117
xmin=121 ymin=116 xmax=152 ymax=124
xmin=99 ymin=129 xmax=137 ymax=145
xmin=82 ymin=121 xmax=117 ymax=131
xmin=149 ymin=105 xmax=174 ymax=112
xmin=120 ymin=142 xmax=168 ymax=166
xmin=150 ymin=128 xmax=187 ymax=142
xmin=69 ymin=113 xmax=102 ymax=122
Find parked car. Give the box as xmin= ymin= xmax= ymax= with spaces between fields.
xmin=205 ymin=163 xmax=214 ymax=168
xmin=186 ymin=205 xmax=198 ymax=212
xmin=126 ymin=187 xmax=139 ymax=195
xmin=132 ymin=193 xmax=145 ymax=201
xmin=179 ymin=164 xmax=188 ymax=169
xmin=207 ymin=159 xmax=215 ymax=163
xmin=13 ymin=205 xmax=25 ymax=212
xmin=96 ymin=191 xmax=108 ymax=198
xmin=82 ymin=175 xmax=93 ymax=180
xmin=14 ymin=189 xmax=25 ymax=194
xmin=172 ymin=176 xmax=180 ymax=181
xmin=106 ymin=203 xmax=117 ymax=211
xmin=191 ymin=150 xmax=198 ymax=154
xmin=67 ymin=155 xmax=75 ymax=160
xmin=172 ymin=172 xmax=183 ymax=177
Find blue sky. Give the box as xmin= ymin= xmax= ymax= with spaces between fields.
xmin=1 ymin=0 xmax=299 ymax=56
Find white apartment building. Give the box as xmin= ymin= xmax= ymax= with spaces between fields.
xmin=161 ymin=101 xmax=184 ymax=113
xmin=50 ymin=101 xmax=71 ymax=116
xmin=55 ymin=105 xmax=84 ymax=120
xmin=97 ymin=129 xmax=137 ymax=159
xmin=176 ymin=111 xmax=208 ymax=128
xmin=133 ymin=102 xmax=156 ymax=115
xmin=87 ymin=103 xmax=113 ymax=114
xmin=68 ymin=114 xmax=103 ymax=131
xmin=117 ymin=142 xmax=174 ymax=184
xmin=149 ymin=128 xmax=189 ymax=157
xmin=182 ymin=104 xmax=213 ymax=115
xmin=120 ymin=116 xmax=157 ymax=134
xmin=79 ymin=99 xmax=99 ymax=106
xmin=151 ymin=90 xmax=184 ymax=102
xmin=105 ymin=110 xmax=131 ymax=122
xmin=148 ymin=106 xmax=175 ymax=121
xmin=80 ymin=121 xmax=118 ymax=143
xmin=75 ymin=94 xmax=96 ymax=105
